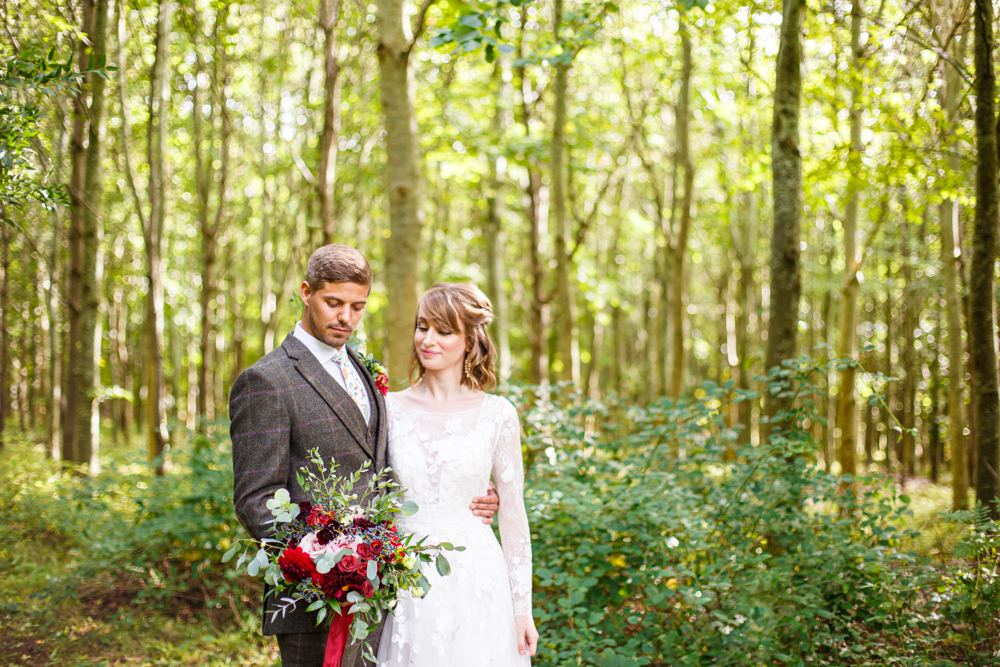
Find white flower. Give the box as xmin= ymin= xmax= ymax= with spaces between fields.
xmin=665 ymin=536 xmax=680 ymax=549
xmin=720 ymin=626 xmax=732 ymax=636
xmin=734 ymin=614 xmax=746 ymax=626
xmin=413 ymin=586 xmax=426 ymax=597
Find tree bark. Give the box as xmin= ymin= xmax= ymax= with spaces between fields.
xmin=929 ymin=307 xmax=942 ymax=483
xmin=764 ymin=0 xmax=806 ymax=428
xmin=835 ymin=0 xmax=864 ymax=478
xmin=899 ymin=192 xmax=916 ymax=483
xmin=941 ymin=26 xmax=968 ymax=509
xmin=377 ymin=0 xmax=423 ymax=388
xmin=64 ymin=0 xmax=96 ymax=465
xmin=668 ymin=13 xmax=694 ymax=399
xmin=550 ymin=0 xmax=578 ymax=385
xmin=319 ymin=0 xmax=343 ymax=243
xmin=971 ymin=0 xmax=1000 ymax=518
xmin=0 ymin=208 xmax=7 ymax=446
xmin=485 ymin=58 xmax=511 ymax=382
xmin=47 ymin=109 xmax=66 ymax=461
xmin=145 ymin=0 xmax=172 ymax=474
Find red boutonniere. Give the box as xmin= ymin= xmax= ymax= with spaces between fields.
xmin=361 ymin=355 xmax=389 ymax=396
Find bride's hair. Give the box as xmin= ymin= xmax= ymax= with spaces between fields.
xmin=409 ymin=283 xmax=498 ymax=391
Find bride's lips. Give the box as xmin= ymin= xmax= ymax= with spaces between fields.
xmin=420 ymin=349 xmax=438 ymax=357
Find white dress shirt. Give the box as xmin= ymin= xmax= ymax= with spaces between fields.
xmin=293 ymin=323 xmax=371 ymax=409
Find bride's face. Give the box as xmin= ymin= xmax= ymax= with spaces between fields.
xmin=414 ymin=311 xmax=468 ymax=373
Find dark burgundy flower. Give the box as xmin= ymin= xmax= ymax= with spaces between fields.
xmin=338 ymin=554 xmax=360 ymax=573
xmin=298 ymin=501 xmax=313 ymax=516
xmin=315 ymin=572 xmax=352 ymax=600
xmin=288 ymin=535 xmax=300 ymax=549
xmin=353 ymin=517 xmax=376 ymax=530
xmin=278 ymin=547 xmax=316 ymax=583
xmin=317 ymin=528 xmax=335 ymax=545
xmin=361 ymin=581 xmax=375 ymax=598
xmin=357 ymin=542 xmax=375 ymax=560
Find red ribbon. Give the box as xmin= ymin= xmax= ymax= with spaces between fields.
xmin=323 ymin=608 xmax=355 ymax=667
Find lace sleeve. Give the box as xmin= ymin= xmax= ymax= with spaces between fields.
xmin=491 ymin=396 xmax=533 ymax=618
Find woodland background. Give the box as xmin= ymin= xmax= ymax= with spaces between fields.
xmin=3 ymin=0 xmax=1000 ymax=663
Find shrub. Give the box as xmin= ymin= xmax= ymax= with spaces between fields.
xmin=517 ymin=359 xmax=999 ymax=666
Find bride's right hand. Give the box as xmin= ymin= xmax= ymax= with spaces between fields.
xmin=515 ymin=615 xmax=538 ymax=657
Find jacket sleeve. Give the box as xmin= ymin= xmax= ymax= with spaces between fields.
xmin=230 ymin=366 xmax=291 ymax=541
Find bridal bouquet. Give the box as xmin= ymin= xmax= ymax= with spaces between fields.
xmin=223 ymin=450 xmax=462 ymax=666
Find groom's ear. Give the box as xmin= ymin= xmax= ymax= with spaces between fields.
xmin=300 ymin=281 xmax=312 ymax=305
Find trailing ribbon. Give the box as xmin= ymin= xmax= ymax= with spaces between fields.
xmin=323 ymin=609 xmax=355 ymax=667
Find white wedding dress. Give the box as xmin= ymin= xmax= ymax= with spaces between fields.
xmin=376 ymin=393 xmax=532 ymax=666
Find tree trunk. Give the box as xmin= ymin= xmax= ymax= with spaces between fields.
xmin=377 ymin=0 xmax=422 ymax=388
xmin=971 ymin=0 xmax=1000 ymax=518
xmin=47 ymin=109 xmax=66 ymax=461
xmin=64 ymin=0 xmax=96 ymax=465
xmin=835 ymin=0 xmax=864 ymax=479
xmin=550 ymin=0 xmax=578 ymax=385
xmin=0 ymin=209 xmax=7 ymax=446
xmin=145 ymin=0 xmax=172 ymax=475
xmin=929 ymin=307 xmax=942 ymax=483
xmin=764 ymin=0 xmax=806 ymax=428
xmin=900 ymin=192 xmax=916 ymax=483
xmin=485 ymin=58 xmax=511 ymax=382
xmin=668 ymin=13 xmax=694 ymax=399
xmin=517 ymin=21 xmax=546 ymax=385
xmin=941 ymin=27 xmax=969 ymax=509
xmin=319 ymin=0 xmax=342 ymax=243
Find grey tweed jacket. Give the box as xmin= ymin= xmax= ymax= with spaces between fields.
xmin=230 ymin=333 xmax=389 ymax=643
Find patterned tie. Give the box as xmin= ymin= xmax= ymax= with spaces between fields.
xmin=331 ymin=347 xmax=371 ymax=425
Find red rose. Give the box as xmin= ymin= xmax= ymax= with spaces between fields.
xmin=353 ymin=517 xmax=376 ymax=530
xmin=376 ymin=374 xmax=389 ymax=396
xmin=338 ymin=555 xmax=360 ymax=573
xmin=370 ymin=540 xmax=383 ymax=555
xmin=361 ymin=581 xmax=375 ymax=598
xmin=315 ymin=571 xmax=353 ymax=600
xmin=278 ymin=547 xmax=316 ymax=583
xmin=306 ymin=506 xmax=322 ymax=526
xmin=317 ymin=513 xmax=334 ymax=527
xmin=357 ymin=542 xmax=375 ymax=560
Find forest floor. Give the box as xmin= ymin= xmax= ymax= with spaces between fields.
xmin=0 ymin=431 xmax=970 ymax=666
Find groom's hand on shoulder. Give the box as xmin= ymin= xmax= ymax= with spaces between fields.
xmin=470 ymin=481 xmax=500 ymax=525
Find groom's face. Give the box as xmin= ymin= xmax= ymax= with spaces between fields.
xmin=301 ymin=280 xmax=369 ymax=349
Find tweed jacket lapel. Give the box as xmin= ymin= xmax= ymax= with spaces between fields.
xmin=281 ymin=334 xmax=373 ymax=459
xmin=346 ymin=344 xmax=388 ymax=467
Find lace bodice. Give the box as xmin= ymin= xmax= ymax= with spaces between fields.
xmin=386 ymin=393 xmax=533 ymax=617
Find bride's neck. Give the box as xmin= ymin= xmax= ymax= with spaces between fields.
xmin=413 ymin=366 xmax=469 ymax=403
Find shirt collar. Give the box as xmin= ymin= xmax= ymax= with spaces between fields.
xmin=293 ymin=322 xmax=346 ymax=365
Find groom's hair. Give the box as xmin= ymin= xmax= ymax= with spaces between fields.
xmin=306 ymin=244 xmax=372 ymax=291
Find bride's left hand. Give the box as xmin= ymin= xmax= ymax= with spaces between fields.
xmin=515 ymin=615 xmax=538 ymax=657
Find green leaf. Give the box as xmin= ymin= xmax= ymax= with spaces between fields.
xmin=221 ymin=546 xmax=238 ymax=563
xmin=306 ymin=600 xmax=325 ymax=612
xmin=401 ymin=500 xmax=419 ymax=516
xmin=367 ymin=559 xmax=378 ymax=580
xmin=436 ymin=554 xmax=451 ymax=576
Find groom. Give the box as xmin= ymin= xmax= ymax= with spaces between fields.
xmin=230 ymin=244 xmax=500 ymax=666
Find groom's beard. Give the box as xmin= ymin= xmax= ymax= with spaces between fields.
xmin=308 ymin=307 xmax=354 ymax=349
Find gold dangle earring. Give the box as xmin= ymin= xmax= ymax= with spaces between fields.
xmin=464 ymin=354 xmax=473 ymax=379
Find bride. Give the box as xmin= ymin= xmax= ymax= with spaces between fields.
xmin=376 ymin=283 xmax=539 ymax=665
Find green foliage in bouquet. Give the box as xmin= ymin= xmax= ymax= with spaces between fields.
xmin=223 ymin=451 xmax=463 ymax=650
